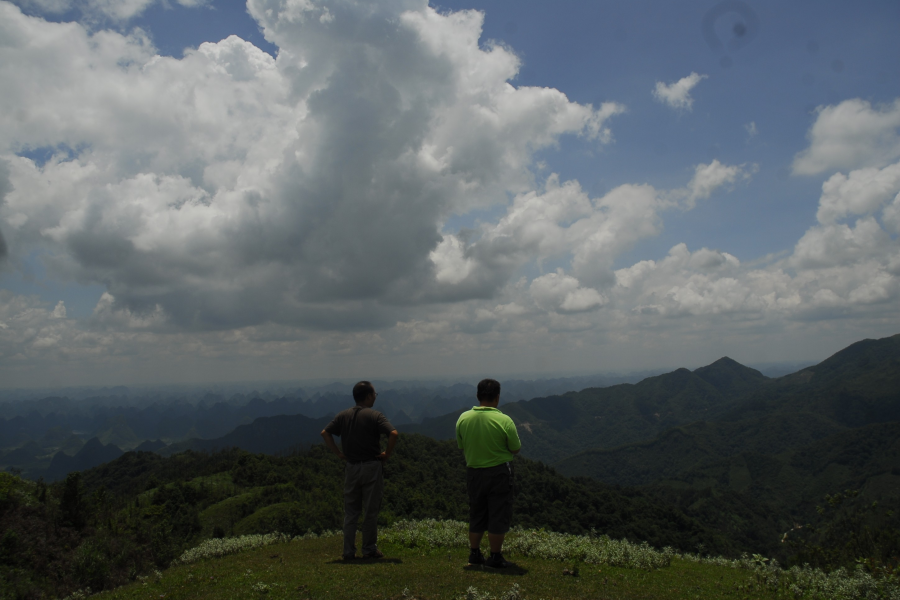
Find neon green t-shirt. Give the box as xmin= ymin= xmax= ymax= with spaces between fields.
xmin=455 ymin=406 xmax=522 ymax=468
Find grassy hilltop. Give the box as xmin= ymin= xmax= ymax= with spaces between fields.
xmin=3 ymin=433 xmax=899 ymax=599
xmin=85 ymin=533 xmax=795 ymax=600
xmin=1 ymin=436 xmax=739 ymax=599
xmin=88 ymin=520 xmax=898 ymax=600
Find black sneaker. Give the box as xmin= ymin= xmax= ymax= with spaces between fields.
xmin=467 ymin=548 xmax=485 ymax=566
xmin=484 ymin=552 xmax=511 ymax=568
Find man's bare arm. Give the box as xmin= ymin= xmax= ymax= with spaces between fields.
xmin=321 ymin=430 xmax=345 ymax=460
xmin=379 ymin=430 xmax=399 ymax=461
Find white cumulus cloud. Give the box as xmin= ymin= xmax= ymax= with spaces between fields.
xmin=792 ymin=99 xmax=900 ymax=176
xmin=0 ymin=0 xmax=623 ymax=331
xmin=652 ymin=72 xmax=708 ymax=111
xmin=681 ymin=159 xmax=754 ymax=209
xmin=429 ymin=159 xmax=746 ymax=295
xmin=816 ymin=162 xmax=900 ymax=225
xmin=530 ymin=270 xmax=605 ymax=314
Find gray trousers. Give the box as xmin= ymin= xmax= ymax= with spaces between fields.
xmin=342 ymin=460 xmax=384 ymax=556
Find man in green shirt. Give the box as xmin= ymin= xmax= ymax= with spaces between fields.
xmin=455 ymin=378 xmax=522 ymax=568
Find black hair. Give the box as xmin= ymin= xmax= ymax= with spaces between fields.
xmin=352 ymin=381 xmax=375 ymax=404
xmin=476 ymin=378 xmax=501 ymax=402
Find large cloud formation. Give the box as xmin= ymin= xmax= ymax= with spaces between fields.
xmin=0 ymin=0 xmax=898 ymax=382
xmin=1 ymin=0 xmax=626 ymax=331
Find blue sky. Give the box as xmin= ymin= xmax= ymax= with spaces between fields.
xmin=0 ymin=0 xmax=898 ymax=385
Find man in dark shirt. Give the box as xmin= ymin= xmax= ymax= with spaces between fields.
xmin=321 ymin=381 xmax=398 ymax=560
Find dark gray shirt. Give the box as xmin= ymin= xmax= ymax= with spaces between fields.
xmin=324 ymin=406 xmax=395 ymax=462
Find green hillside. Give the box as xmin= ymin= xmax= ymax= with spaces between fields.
xmin=4 ymin=434 xmax=772 ymax=599
xmin=553 ymin=411 xmax=845 ymax=487
xmin=664 ymin=421 xmax=900 ymax=513
xmin=615 ymin=421 xmax=900 ymax=557
xmin=82 ymin=435 xmax=731 ymax=554
xmin=553 ymin=335 xmax=900 ymax=495
xmin=553 ymin=418 xmax=900 ymax=556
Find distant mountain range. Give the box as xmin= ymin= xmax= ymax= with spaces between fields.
xmin=0 ymin=370 xmax=665 ymax=477
xmin=6 ymin=331 xmax=898 ymax=530
xmin=16 ymin=413 xmax=332 ymax=481
xmin=44 ymin=437 xmax=124 ymax=482
xmin=157 ymin=414 xmax=332 ymax=457
xmin=555 ymin=335 xmax=900 ymax=487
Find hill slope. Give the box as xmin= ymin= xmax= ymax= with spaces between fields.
xmin=44 ymin=437 xmax=124 ymax=481
xmin=665 ymin=420 xmax=900 ymax=512
xmin=556 ymin=334 xmax=900 ymax=489
xmin=722 ymin=334 xmax=900 ymax=425
xmin=81 ymin=434 xmax=743 ymax=556
xmin=554 ymin=411 xmax=845 ymax=487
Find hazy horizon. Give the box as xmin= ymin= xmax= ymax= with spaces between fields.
xmin=0 ymin=356 xmax=817 ymax=396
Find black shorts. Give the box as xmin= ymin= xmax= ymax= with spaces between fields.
xmin=466 ymin=463 xmax=514 ymax=534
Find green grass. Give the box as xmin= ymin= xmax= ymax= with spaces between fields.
xmin=79 ymin=520 xmax=899 ymax=600
xmin=89 ymin=534 xmax=773 ymax=600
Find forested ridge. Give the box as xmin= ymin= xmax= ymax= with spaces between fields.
xmin=2 ymin=434 xmax=734 ymax=598
xmin=4 ymin=431 xmax=899 ymax=599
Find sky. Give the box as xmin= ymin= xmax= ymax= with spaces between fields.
xmin=0 ymin=0 xmax=898 ymax=387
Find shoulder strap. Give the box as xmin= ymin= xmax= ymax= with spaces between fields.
xmin=347 ymin=405 xmax=364 ymax=435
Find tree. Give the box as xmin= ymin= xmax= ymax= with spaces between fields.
xmin=59 ymin=472 xmax=87 ymax=529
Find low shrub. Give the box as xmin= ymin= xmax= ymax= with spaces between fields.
xmin=679 ymin=552 xmax=900 ymax=599
xmin=173 ymin=533 xmax=293 ymax=565
xmin=381 ymin=519 xmax=674 ymax=570
xmin=172 ymin=528 xmax=338 ymax=565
